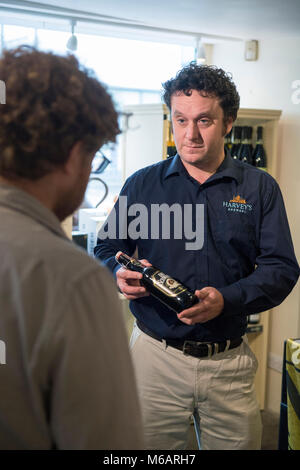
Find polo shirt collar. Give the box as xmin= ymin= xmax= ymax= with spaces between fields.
xmin=163 ymin=151 xmax=242 ymax=184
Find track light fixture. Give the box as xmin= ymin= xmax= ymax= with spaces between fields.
xmin=195 ymin=37 xmax=206 ymax=65
xmin=66 ymin=19 xmax=77 ymax=51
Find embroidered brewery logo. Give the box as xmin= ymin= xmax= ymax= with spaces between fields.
xmin=223 ymin=195 xmax=253 ymax=214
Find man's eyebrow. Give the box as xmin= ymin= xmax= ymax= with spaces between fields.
xmin=173 ymin=110 xmax=214 ymax=119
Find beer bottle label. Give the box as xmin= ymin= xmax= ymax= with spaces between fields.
xmin=150 ymin=270 xmax=187 ymax=297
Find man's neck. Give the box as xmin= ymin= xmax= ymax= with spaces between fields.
xmin=0 ymin=175 xmax=57 ymax=213
xmin=180 ymin=153 xmax=226 ymax=184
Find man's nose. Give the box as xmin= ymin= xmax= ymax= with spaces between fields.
xmin=186 ymin=122 xmax=201 ymax=141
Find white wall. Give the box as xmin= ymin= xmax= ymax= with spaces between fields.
xmin=212 ymin=37 xmax=300 ymax=413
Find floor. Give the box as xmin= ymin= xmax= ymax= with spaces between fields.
xmin=187 ymin=410 xmax=280 ymax=450
xmin=261 ymin=410 xmax=280 ymax=450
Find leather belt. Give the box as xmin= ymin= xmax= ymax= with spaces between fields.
xmin=136 ymin=320 xmax=243 ymax=359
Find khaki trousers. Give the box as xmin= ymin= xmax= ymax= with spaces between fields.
xmin=130 ymin=323 xmax=262 ymax=450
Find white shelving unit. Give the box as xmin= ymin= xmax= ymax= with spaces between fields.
xmin=235 ymin=108 xmax=282 ymax=409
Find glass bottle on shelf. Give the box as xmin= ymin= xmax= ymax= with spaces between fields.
xmin=238 ymin=126 xmax=253 ymax=165
xmin=253 ymin=126 xmax=268 ymax=171
xmin=230 ymin=126 xmax=242 ymax=160
xmin=166 ymin=120 xmax=177 ymax=159
xmin=224 ymin=128 xmax=232 ymax=154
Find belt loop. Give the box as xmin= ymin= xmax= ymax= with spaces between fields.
xmin=162 ymin=339 xmax=167 ymax=350
xmin=225 ymin=339 xmax=230 ymax=351
xmin=207 ymin=343 xmax=213 ymax=357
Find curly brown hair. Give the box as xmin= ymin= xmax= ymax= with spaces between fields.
xmin=0 ymin=46 xmax=120 ymax=179
xmin=162 ymin=62 xmax=240 ymax=123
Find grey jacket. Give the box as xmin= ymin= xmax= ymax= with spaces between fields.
xmin=0 ymin=183 xmax=143 ymax=450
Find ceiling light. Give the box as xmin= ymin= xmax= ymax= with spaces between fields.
xmin=66 ymin=19 xmax=77 ymax=51
xmin=195 ymin=37 xmax=206 ymax=65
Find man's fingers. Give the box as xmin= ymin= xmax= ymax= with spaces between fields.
xmin=117 ymin=258 xmax=152 ymax=300
xmin=195 ymin=289 xmax=210 ymax=300
xmin=120 ymin=284 xmax=147 ymax=295
xmin=122 ymin=291 xmax=151 ymax=300
xmin=177 ymin=310 xmax=210 ymax=325
xmin=117 ymin=267 xmax=143 ymax=281
xmin=178 ymin=317 xmax=194 ymax=326
xmin=178 ymin=307 xmax=209 ymax=320
xmin=139 ymin=259 xmax=152 ymax=267
xmin=178 ymin=301 xmax=207 ymax=318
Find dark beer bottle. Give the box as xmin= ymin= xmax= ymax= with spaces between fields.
xmin=238 ymin=126 xmax=253 ymax=164
xmin=253 ymin=126 xmax=267 ymax=171
xmin=230 ymin=126 xmax=242 ymax=160
xmin=115 ymin=251 xmax=198 ymax=313
xmin=224 ymin=128 xmax=232 ymax=153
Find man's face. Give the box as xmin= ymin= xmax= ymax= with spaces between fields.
xmin=171 ymin=90 xmax=232 ymax=169
xmin=54 ymin=147 xmax=95 ymax=221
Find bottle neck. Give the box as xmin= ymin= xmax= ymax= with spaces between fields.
xmin=116 ymin=253 xmax=145 ymax=273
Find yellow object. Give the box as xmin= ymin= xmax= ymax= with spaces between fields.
xmin=229 ymin=195 xmax=247 ymax=204
xmin=286 ymin=338 xmax=300 ymax=450
xmin=166 ymin=120 xmax=175 ymax=147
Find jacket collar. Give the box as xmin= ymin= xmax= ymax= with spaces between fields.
xmin=0 ymin=183 xmax=68 ymax=239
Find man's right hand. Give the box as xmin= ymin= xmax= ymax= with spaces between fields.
xmin=116 ymin=259 xmax=151 ymax=300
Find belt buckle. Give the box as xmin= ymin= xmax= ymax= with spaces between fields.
xmin=183 ymin=340 xmax=214 ymax=358
xmin=183 ymin=340 xmax=194 ymax=356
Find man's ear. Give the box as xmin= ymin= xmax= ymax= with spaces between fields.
xmin=61 ymin=141 xmax=83 ymax=176
xmin=223 ymin=118 xmax=233 ymax=137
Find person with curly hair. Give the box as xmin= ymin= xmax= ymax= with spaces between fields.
xmin=94 ymin=63 xmax=299 ymax=450
xmin=0 ymin=46 xmax=143 ymax=449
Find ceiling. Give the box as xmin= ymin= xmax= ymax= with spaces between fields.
xmin=1 ymin=0 xmax=300 ymax=42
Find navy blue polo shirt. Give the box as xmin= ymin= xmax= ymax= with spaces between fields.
xmin=94 ymin=153 xmax=299 ymax=342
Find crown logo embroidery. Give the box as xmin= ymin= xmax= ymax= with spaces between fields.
xmin=229 ymin=195 xmax=246 ymax=204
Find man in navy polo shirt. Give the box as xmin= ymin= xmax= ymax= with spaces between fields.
xmin=95 ymin=63 xmax=299 ymax=450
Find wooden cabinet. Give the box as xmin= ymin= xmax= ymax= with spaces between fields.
xmin=121 ymin=104 xmax=282 ymax=409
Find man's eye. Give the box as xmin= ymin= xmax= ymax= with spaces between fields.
xmin=177 ymin=119 xmax=185 ymax=124
xmin=199 ymin=119 xmax=211 ymax=127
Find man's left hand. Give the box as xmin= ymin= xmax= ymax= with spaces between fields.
xmin=177 ymin=287 xmax=224 ymax=325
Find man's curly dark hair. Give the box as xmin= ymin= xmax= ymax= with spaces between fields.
xmin=0 ymin=46 xmax=120 ymax=180
xmin=162 ymin=62 xmax=240 ymax=123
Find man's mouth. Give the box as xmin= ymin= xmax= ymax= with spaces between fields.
xmin=185 ymin=145 xmax=204 ymax=149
